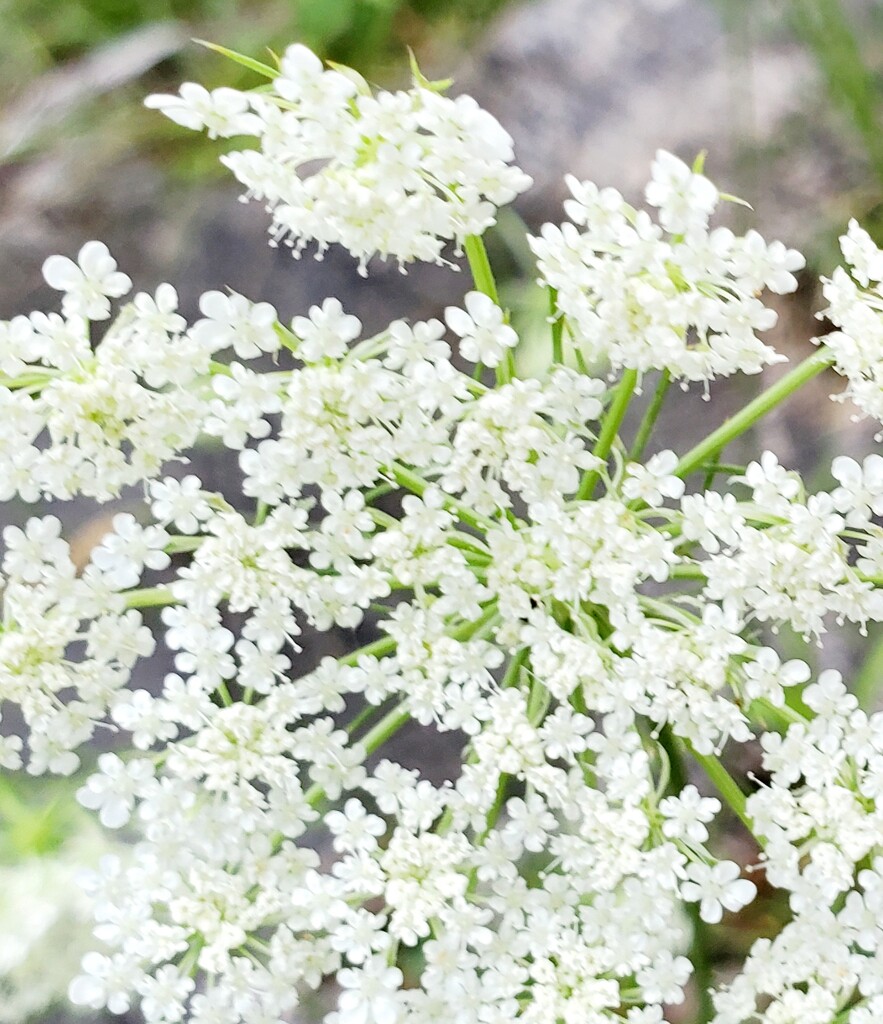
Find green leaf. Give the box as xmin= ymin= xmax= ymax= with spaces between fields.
xmin=194 ymin=39 xmax=278 ymax=79
xmin=719 ymin=192 xmax=754 ymax=210
xmin=691 ymin=149 xmax=708 ymax=175
xmin=408 ymin=47 xmax=454 ymax=93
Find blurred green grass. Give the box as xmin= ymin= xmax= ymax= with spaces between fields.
xmin=0 ymin=0 xmax=511 ymax=174
xmin=0 ymin=0 xmax=509 ymax=85
xmin=717 ymin=0 xmax=883 ymax=263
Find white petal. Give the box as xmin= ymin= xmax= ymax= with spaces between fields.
xmin=444 ymin=306 xmax=474 ymax=336
xmin=77 ymin=240 xmax=114 ymax=277
xmin=200 ymin=290 xmax=232 ymax=320
xmin=42 ymin=254 xmax=81 ymax=291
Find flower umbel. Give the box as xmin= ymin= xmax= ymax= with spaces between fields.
xmin=0 ymin=37 xmax=880 ymax=1024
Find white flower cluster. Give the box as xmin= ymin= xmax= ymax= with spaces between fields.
xmin=0 ymin=826 xmax=117 ymax=1023
xmin=0 ymin=246 xmax=215 ymax=501
xmin=0 ymin=39 xmax=881 ymax=1024
xmin=0 ymin=514 xmax=160 ymax=774
xmin=712 ymin=671 xmax=883 ymax=1023
xmin=530 ymin=151 xmax=805 ymax=381
xmin=146 ymin=45 xmax=532 ymax=271
xmin=821 ymin=219 xmax=883 ymax=429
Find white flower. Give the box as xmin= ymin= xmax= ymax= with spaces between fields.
xmin=291 ymin=298 xmax=362 ymax=362
xmin=840 ymin=218 xmax=883 ymax=286
xmin=821 ymin=234 xmax=883 ymax=426
xmin=622 ymin=450 xmax=685 ymax=506
xmin=89 ymin=513 xmax=170 ymax=590
xmin=659 ymin=785 xmax=720 ymax=843
xmin=150 ymin=49 xmax=531 ymax=270
xmin=149 ymin=475 xmax=213 ymax=534
xmin=325 ymin=798 xmax=386 ymax=853
xmin=192 ymin=290 xmax=280 ymax=359
xmin=444 ymin=291 xmax=518 ymax=367
xmin=137 ymin=965 xmax=194 ymax=1023
xmin=681 ymin=860 xmax=756 ymax=923
xmin=635 ymin=951 xmax=692 ymax=1004
xmin=645 ymin=149 xmax=719 ymax=233
xmin=531 ymin=156 xmax=801 ymax=382
xmin=76 ymin=753 xmax=154 ymax=828
xmin=42 ymin=241 xmax=131 ymax=320
xmin=144 ymin=83 xmax=261 ymax=138
xmin=831 ymin=453 xmax=883 ymax=525
xmin=337 ymin=957 xmax=404 ymax=1024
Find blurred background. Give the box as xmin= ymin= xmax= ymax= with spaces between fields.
xmin=1 ymin=0 xmax=883 ymax=1020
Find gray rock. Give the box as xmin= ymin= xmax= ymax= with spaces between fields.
xmin=460 ymin=0 xmax=869 ymax=249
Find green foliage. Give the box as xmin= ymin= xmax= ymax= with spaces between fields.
xmin=0 ymin=0 xmax=513 ymax=173
xmin=0 ymin=772 xmax=82 ymax=861
xmin=717 ymin=0 xmax=883 ymax=255
xmin=786 ymin=0 xmax=883 ymax=190
xmin=0 ymin=0 xmax=510 ymax=89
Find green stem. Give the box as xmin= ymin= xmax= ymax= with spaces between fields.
xmin=577 ymin=368 xmax=639 ymax=500
xmin=344 ymin=700 xmax=388 ymax=738
xmin=338 ymin=634 xmax=397 ymax=668
xmin=548 ymin=287 xmax=564 ymax=365
xmin=464 ymin=234 xmax=501 ymax=305
xmin=448 ymin=602 xmax=499 ymax=642
xmin=668 ymin=563 xmax=708 ymax=581
xmin=208 ymin=360 xmax=235 ymax=376
xmin=628 ymin=369 xmax=671 ymax=463
xmin=675 ymin=348 xmax=835 ymax=479
xmin=253 ymin=500 xmax=269 ymax=526
xmin=689 ymin=745 xmax=755 ymax=836
xmin=364 ymin=482 xmax=396 ymax=503
xmin=446 ymin=534 xmax=491 ymax=559
xmin=658 ymin=724 xmax=687 ymax=791
xmin=832 ymin=996 xmax=865 ymax=1024
xmin=502 ymin=646 xmax=530 ymax=688
xmin=177 ymin=936 xmax=205 ymax=977
xmin=686 ymin=901 xmax=717 ymax=1024
xmin=853 ymin=633 xmax=883 ymax=712
xmin=164 ymin=535 xmax=204 ymax=554
xmin=658 ymin=727 xmax=715 ymax=1023
xmin=356 ymin=704 xmax=412 ymax=757
xmin=527 ymin=675 xmax=551 ymax=725
xmin=465 ymin=771 xmax=511 ymax=892
xmin=124 ymin=586 xmax=177 ymax=609
xmin=0 ymin=371 xmax=61 ymax=390
xmin=464 ymin=234 xmax=513 ymax=385
xmin=698 ymin=463 xmax=747 ymax=477
xmin=273 ymin=322 xmax=299 ymax=353
xmin=747 ymin=697 xmax=806 ymax=733
xmin=303 ymin=703 xmax=411 ymax=808
xmin=389 ymin=462 xmax=495 ymax=532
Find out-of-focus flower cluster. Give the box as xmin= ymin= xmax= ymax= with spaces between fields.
xmin=0 ymin=41 xmax=882 ymax=1024
xmin=0 ymin=797 xmax=119 ymax=1024
xmin=822 ymin=219 xmax=883 ymax=429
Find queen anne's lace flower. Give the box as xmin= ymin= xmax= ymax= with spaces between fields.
xmin=143 ymin=82 xmax=262 ymax=138
xmin=530 ymin=152 xmax=804 ymax=381
xmin=820 ymin=219 xmax=883 ymax=429
xmin=444 ymin=291 xmax=518 ymax=367
xmin=146 ymin=44 xmax=531 ymax=272
xmin=0 ymin=38 xmax=881 ymax=1024
xmin=42 ymin=240 xmax=132 ymax=320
